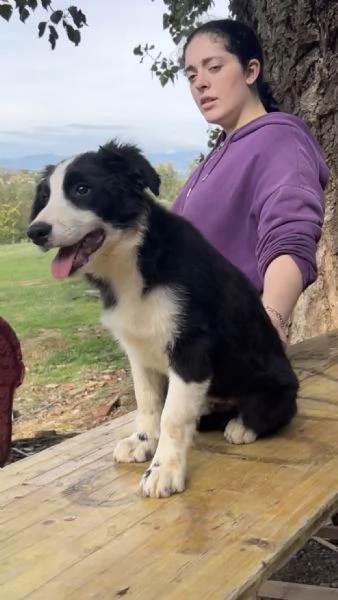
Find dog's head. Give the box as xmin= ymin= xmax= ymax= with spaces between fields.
xmin=27 ymin=140 xmax=161 ymax=279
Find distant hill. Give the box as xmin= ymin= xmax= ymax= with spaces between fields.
xmin=0 ymin=155 xmax=62 ymax=172
xmin=0 ymin=149 xmax=200 ymax=174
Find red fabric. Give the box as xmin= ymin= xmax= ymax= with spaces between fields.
xmin=0 ymin=317 xmax=25 ymax=467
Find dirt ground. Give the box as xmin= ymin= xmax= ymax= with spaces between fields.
xmin=11 ymin=366 xmax=135 ymax=442
xmin=8 ymin=373 xmax=338 ymax=594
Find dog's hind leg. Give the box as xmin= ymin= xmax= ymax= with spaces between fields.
xmin=113 ymin=359 xmax=166 ymax=463
xmin=140 ymin=369 xmax=209 ymax=498
xmin=224 ymin=384 xmax=298 ymax=445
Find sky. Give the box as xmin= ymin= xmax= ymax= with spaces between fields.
xmin=0 ymin=0 xmax=228 ymax=161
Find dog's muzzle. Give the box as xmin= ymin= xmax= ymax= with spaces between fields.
xmin=27 ymin=221 xmax=52 ymax=247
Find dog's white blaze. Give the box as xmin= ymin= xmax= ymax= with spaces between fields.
xmin=32 ymin=158 xmax=101 ymax=246
xmin=140 ymin=370 xmax=209 ymax=497
xmin=33 ymin=158 xmax=72 ymax=224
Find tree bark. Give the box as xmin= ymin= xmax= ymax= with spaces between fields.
xmin=229 ymin=0 xmax=338 ymax=343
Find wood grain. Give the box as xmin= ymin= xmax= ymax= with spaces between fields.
xmin=1 ymin=331 xmax=338 ymax=600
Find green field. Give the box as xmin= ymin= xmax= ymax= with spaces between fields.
xmin=0 ymin=243 xmax=127 ymax=386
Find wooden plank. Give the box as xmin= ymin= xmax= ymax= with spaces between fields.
xmin=258 ymin=580 xmax=338 ymax=599
xmin=0 ymin=330 xmax=338 ymax=600
xmin=1 ymin=413 xmax=134 ymax=494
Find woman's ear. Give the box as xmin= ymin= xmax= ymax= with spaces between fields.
xmin=245 ymin=59 xmax=261 ymax=86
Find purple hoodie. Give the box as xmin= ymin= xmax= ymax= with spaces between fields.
xmin=171 ymin=112 xmax=330 ymax=293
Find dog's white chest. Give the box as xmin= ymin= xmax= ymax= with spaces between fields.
xmin=100 ymin=286 xmax=182 ymax=373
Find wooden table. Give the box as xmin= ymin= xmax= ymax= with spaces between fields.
xmin=1 ymin=331 xmax=338 ymax=600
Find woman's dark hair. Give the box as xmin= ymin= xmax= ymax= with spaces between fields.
xmin=180 ymin=19 xmax=279 ymax=113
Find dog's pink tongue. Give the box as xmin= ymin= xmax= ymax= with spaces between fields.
xmin=51 ymin=245 xmax=79 ymax=279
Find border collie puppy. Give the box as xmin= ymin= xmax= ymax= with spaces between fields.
xmin=27 ymin=140 xmax=299 ymax=498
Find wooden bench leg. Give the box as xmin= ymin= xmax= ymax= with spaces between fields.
xmin=316 ymin=525 xmax=338 ymax=541
xmin=258 ymin=580 xmax=338 ymax=599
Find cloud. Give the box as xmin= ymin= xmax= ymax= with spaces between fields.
xmin=66 ymin=123 xmax=136 ymax=131
xmin=0 ymin=0 xmax=227 ymax=158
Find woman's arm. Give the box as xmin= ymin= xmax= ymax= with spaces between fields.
xmin=252 ymin=123 xmax=328 ymax=346
xmin=261 ymin=254 xmax=303 ymax=346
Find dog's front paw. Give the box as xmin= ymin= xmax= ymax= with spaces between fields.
xmin=224 ymin=418 xmax=257 ymax=444
xmin=113 ymin=433 xmax=158 ymax=463
xmin=139 ymin=458 xmax=186 ymax=498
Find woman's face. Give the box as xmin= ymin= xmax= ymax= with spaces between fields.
xmin=184 ymin=33 xmax=260 ymax=132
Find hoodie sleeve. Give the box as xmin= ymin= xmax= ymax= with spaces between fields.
xmin=253 ymin=125 xmax=329 ymax=290
xmin=255 ymin=184 xmax=324 ymax=288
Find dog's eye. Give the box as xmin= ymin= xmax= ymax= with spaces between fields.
xmin=74 ymin=184 xmax=90 ymax=196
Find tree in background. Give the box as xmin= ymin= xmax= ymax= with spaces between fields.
xmin=0 ymin=0 xmax=86 ymax=49
xmin=0 ymin=202 xmax=21 ymax=244
xmin=156 ymin=162 xmax=185 ymax=206
xmin=228 ymin=1 xmax=337 ymax=344
xmin=135 ymin=0 xmax=337 ymax=344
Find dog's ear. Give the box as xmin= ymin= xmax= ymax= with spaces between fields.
xmin=40 ymin=164 xmax=55 ymax=180
xmin=29 ymin=164 xmax=55 ymax=223
xmin=98 ymin=140 xmax=161 ymax=197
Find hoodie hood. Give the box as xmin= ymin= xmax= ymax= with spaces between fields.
xmin=225 ymin=112 xmax=330 ymax=189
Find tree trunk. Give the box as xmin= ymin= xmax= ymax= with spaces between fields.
xmin=229 ymin=0 xmax=338 ymax=343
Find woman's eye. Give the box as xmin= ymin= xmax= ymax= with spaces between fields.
xmin=209 ymin=65 xmax=221 ymax=72
xmin=75 ymin=184 xmax=90 ymax=195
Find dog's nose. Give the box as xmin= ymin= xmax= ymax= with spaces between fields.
xmin=27 ymin=222 xmax=52 ymax=246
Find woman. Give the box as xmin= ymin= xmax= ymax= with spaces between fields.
xmin=171 ymin=19 xmax=330 ymax=346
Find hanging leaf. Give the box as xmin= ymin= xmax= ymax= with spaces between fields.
xmin=50 ymin=10 xmax=63 ymax=25
xmin=65 ymin=23 xmax=81 ymax=46
xmin=38 ymin=20 xmax=47 ymax=38
xmin=0 ymin=4 xmax=13 ymax=21
xmin=26 ymin=0 xmax=38 ymax=9
xmin=48 ymin=24 xmax=58 ymax=50
xmin=68 ymin=5 xmax=87 ymax=28
xmin=18 ymin=7 xmax=30 ymax=22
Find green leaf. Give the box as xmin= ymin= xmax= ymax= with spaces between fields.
xmin=14 ymin=0 xmax=27 ymax=8
xmin=38 ymin=20 xmax=47 ymax=37
xmin=0 ymin=4 xmax=13 ymax=21
xmin=159 ymin=73 xmax=168 ymax=87
xmin=133 ymin=44 xmax=143 ymax=56
xmin=19 ymin=7 xmax=30 ymax=22
xmin=50 ymin=10 xmax=63 ymax=25
xmin=163 ymin=12 xmax=170 ymax=29
xmin=65 ymin=24 xmax=81 ymax=46
xmin=68 ymin=5 xmax=87 ymax=28
xmin=26 ymin=0 xmax=38 ymax=9
xmin=48 ymin=24 xmax=59 ymax=50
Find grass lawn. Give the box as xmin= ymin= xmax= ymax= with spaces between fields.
xmin=1 ymin=242 xmax=127 ymax=387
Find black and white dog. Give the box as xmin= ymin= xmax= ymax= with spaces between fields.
xmin=27 ymin=140 xmax=299 ymax=498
